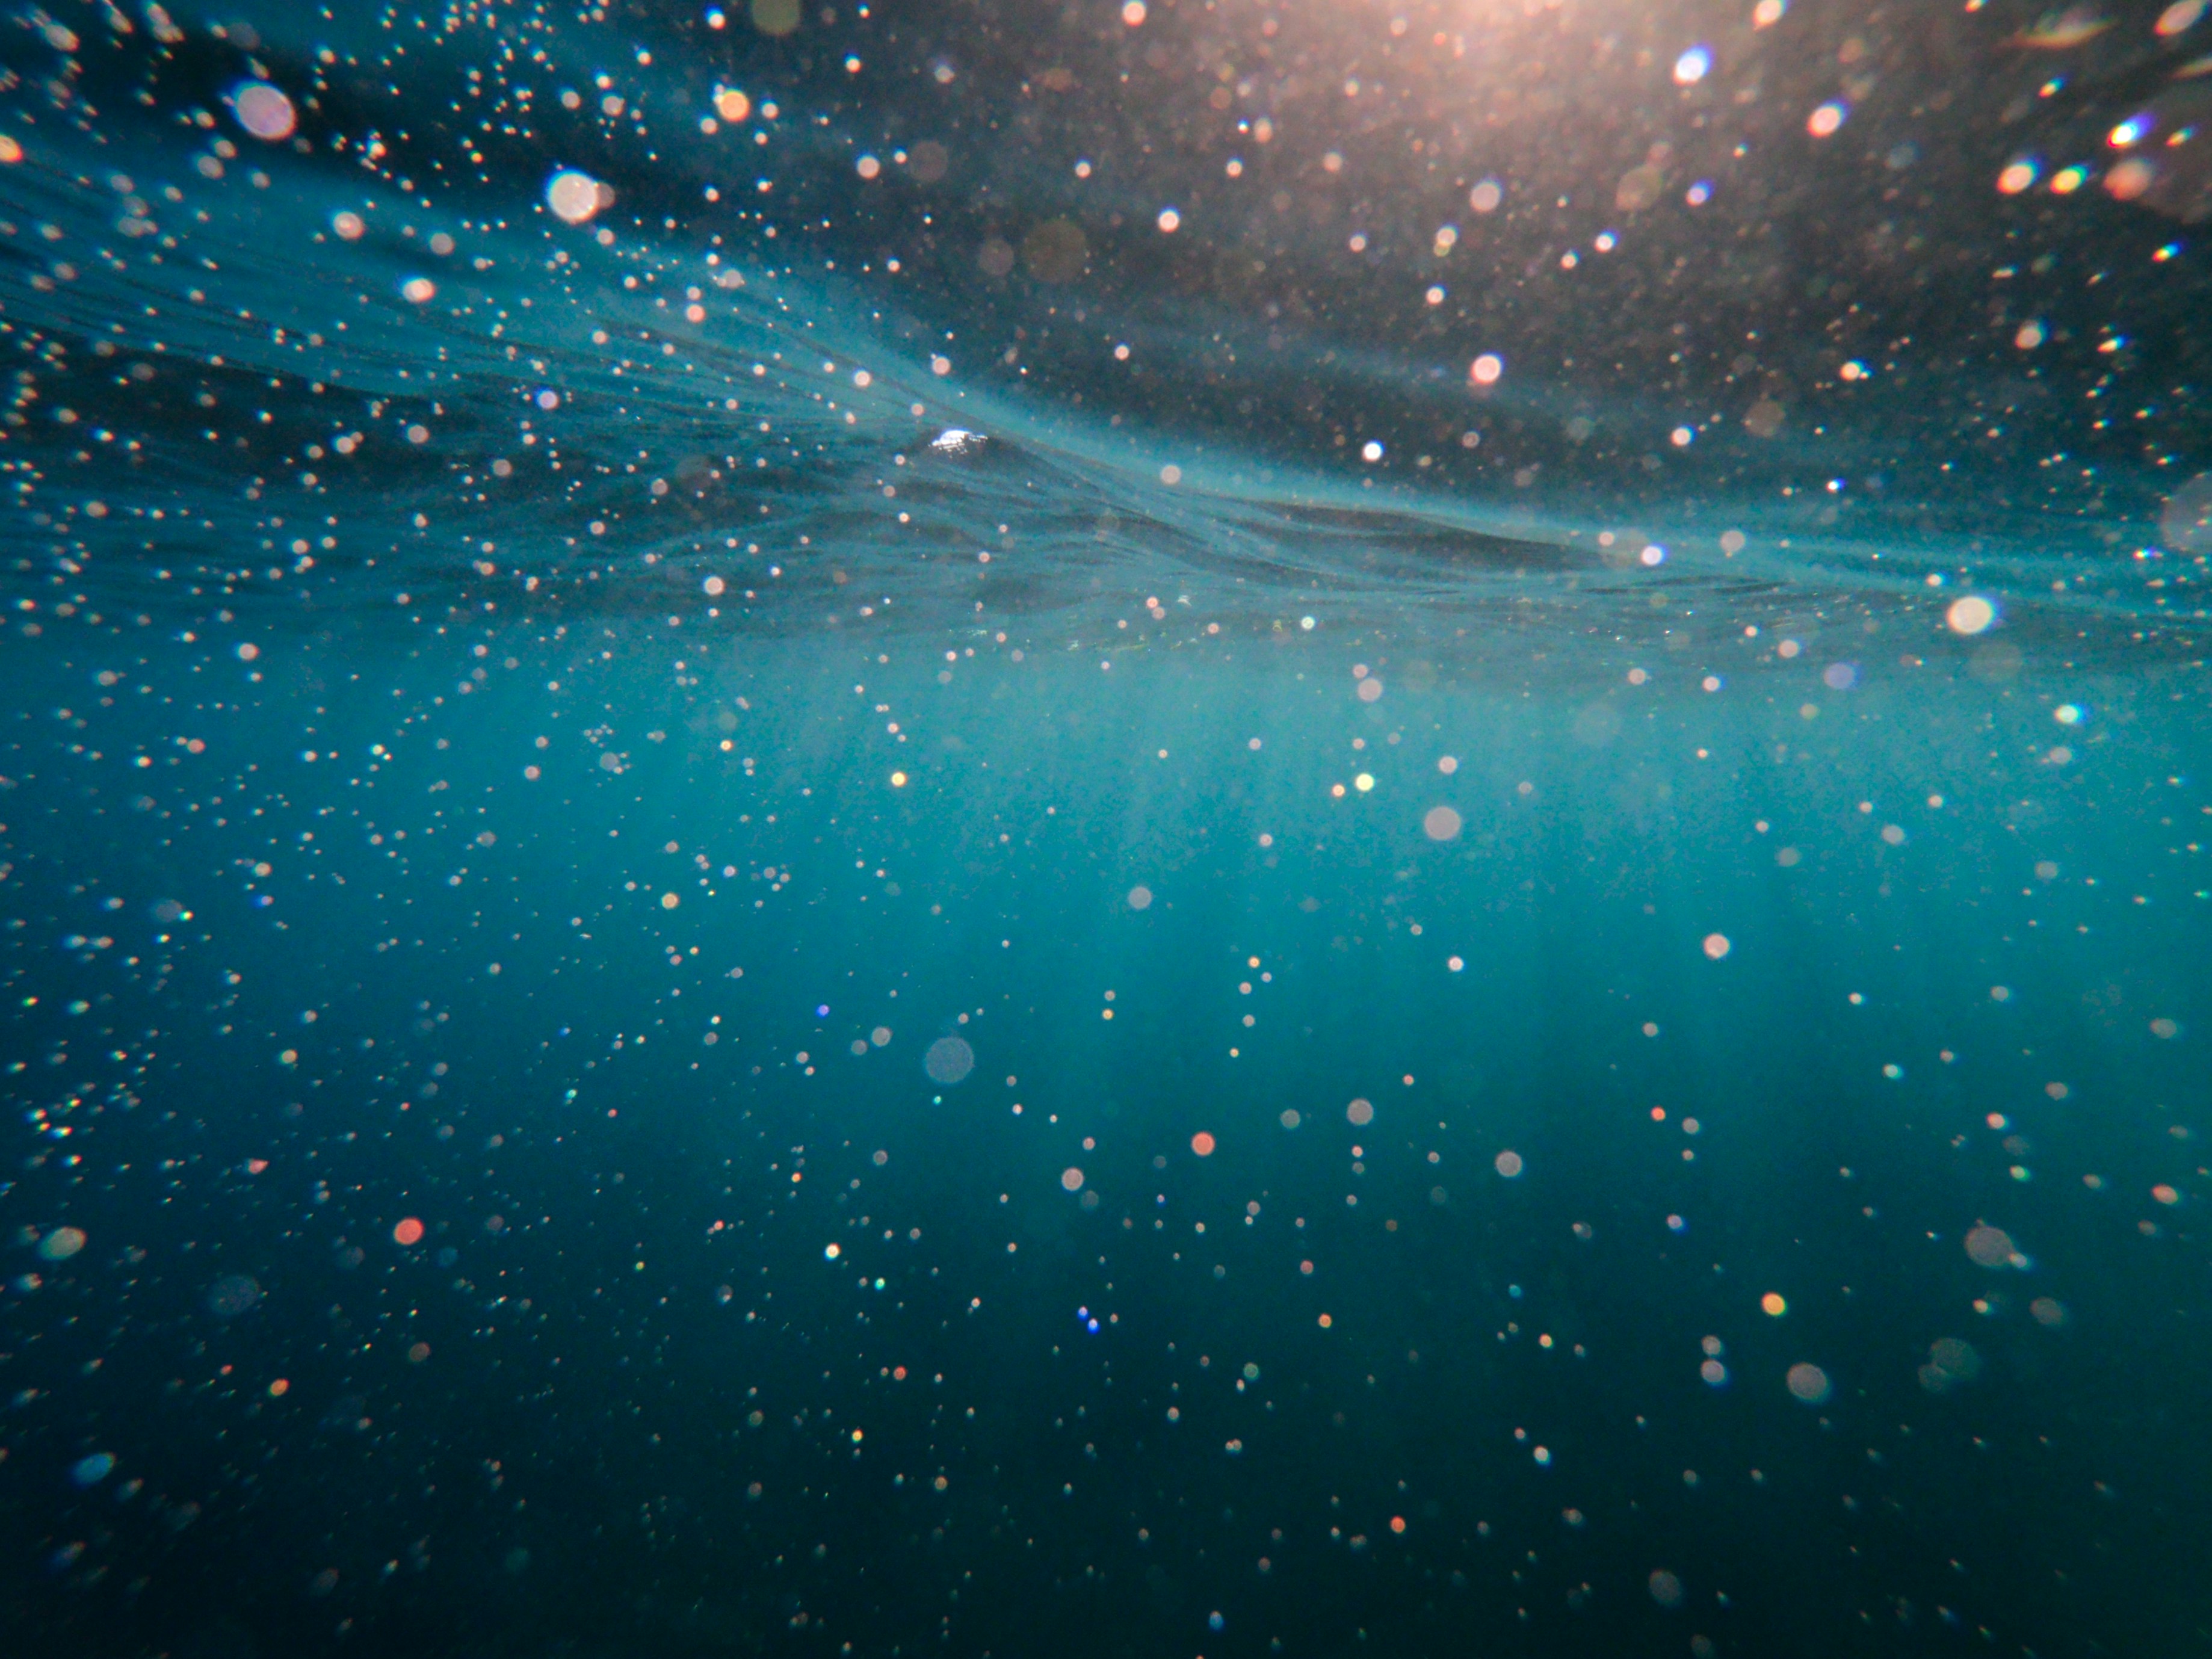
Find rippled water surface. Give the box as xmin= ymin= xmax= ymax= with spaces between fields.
xmin=2 ymin=2 xmax=2211 ymax=1656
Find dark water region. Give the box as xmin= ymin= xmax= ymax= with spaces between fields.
xmin=3 ymin=1 xmax=2212 ymax=1657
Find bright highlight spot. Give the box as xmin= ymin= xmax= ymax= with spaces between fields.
xmin=1946 ymin=595 xmax=1997 ymax=635
xmin=547 ymin=169 xmax=608 ymax=224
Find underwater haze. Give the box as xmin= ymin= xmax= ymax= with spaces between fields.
xmin=1 ymin=1 xmax=2210 ymax=1656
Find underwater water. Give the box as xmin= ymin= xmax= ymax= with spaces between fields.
xmin=2 ymin=0 xmax=2211 ymax=1655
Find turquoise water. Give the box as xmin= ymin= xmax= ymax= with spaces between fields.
xmin=2 ymin=2 xmax=2210 ymax=1656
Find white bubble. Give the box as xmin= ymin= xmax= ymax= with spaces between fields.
xmin=233 ymin=82 xmax=297 ymax=141
xmin=1946 ymin=595 xmax=1997 ymax=635
xmin=1785 ymin=1361 xmax=1832 ymax=1403
xmin=924 ymin=1036 xmax=975 ymax=1085
xmin=547 ymin=169 xmax=606 ymax=225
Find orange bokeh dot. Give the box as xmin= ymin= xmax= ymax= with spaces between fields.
xmin=268 ymin=1378 xmax=289 ymax=1397
xmin=392 ymin=1217 xmax=425 ymax=1246
xmin=1191 ymin=1131 xmax=1216 ymax=1157
xmin=1389 ymin=1515 xmax=1407 ymax=1534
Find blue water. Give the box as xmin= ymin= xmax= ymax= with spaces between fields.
xmin=2 ymin=2 xmax=2210 ymax=1656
